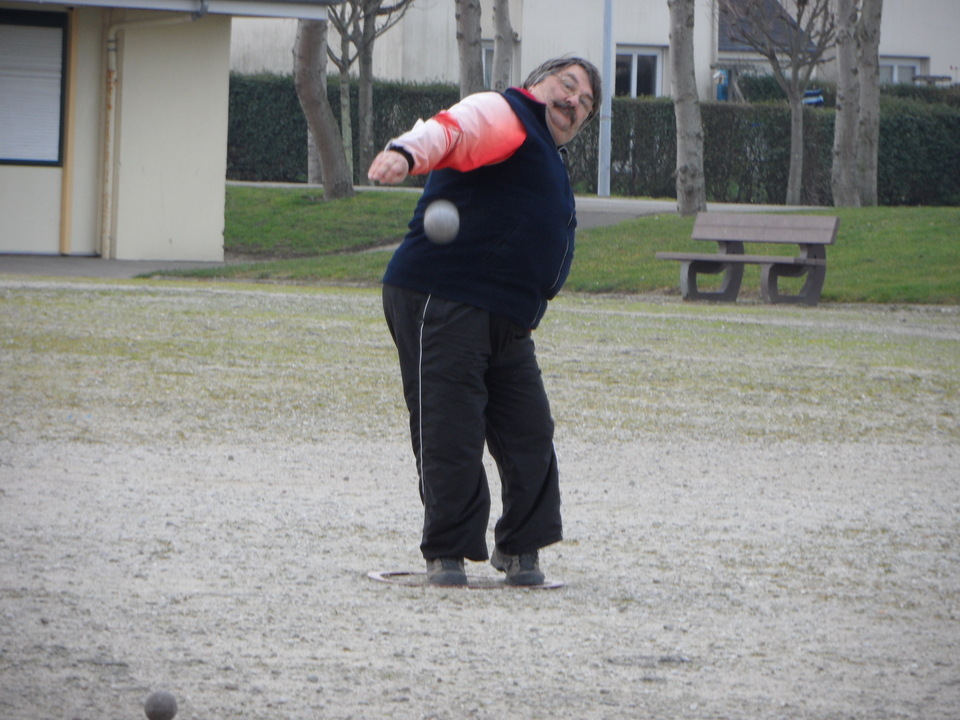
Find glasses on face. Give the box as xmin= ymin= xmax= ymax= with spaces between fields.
xmin=556 ymin=71 xmax=595 ymax=117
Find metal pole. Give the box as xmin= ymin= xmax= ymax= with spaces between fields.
xmin=597 ymin=0 xmax=613 ymax=197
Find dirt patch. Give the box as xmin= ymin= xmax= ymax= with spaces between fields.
xmin=1 ymin=279 xmax=958 ymax=719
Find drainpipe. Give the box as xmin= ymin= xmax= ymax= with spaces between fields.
xmin=710 ymin=0 xmax=719 ymax=70
xmin=60 ymin=9 xmax=79 ymax=255
xmin=597 ymin=0 xmax=613 ymax=197
xmin=101 ymin=9 xmax=202 ymax=258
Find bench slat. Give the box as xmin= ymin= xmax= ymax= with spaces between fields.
xmin=655 ymin=251 xmax=826 ymax=267
xmin=692 ymin=212 xmax=839 ymax=245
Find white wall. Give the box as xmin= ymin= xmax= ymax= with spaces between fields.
xmin=231 ymin=16 xmax=297 ymax=75
xmin=522 ymin=0 xmax=717 ymax=101
xmin=375 ymin=0 xmax=459 ymax=84
xmin=230 ymin=0 xmax=960 ymax=93
xmin=228 ymin=0 xmax=747 ymax=102
xmin=880 ymin=0 xmax=959 ymax=80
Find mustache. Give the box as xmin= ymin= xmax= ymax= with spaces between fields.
xmin=551 ymin=100 xmax=576 ymax=123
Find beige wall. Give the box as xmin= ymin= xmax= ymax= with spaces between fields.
xmin=69 ymin=6 xmax=108 ymax=255
xmin=1 ymin=4 xmax=229 ymax=260
xmin=0 ymin=2 xmax=72 ymax=254
xmin=0 ymin=4 xmax=103 ymax=256
xmin=110 ymin=12 xmax=230 ymax=260
xmin=0 ymin=166 xmax=63 ymax=253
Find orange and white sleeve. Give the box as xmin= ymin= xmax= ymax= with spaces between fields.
xmin=388 ymin=92 xmax=527 ymax=175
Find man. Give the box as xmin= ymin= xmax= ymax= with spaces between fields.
xmin=368 ymin=57 xmax=601 ymax=586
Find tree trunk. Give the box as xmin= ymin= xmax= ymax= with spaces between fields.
xmin=831 ymin=0 xmax=861 ymax=207
xmin=357 ymin=9 xmax=377 ymax=184
xmin=307 ymin=131 xmax=322 ymax=185
xmin=668 ymin=0 xmax=707 ymax=215
xmin=456 ymin=0 xmax=484 ymax=97
xmin=786 ymin=94 xmax=805 ymax=205
xmin=491 ymin=0 xmax=513 ymax=92
xmin=297 ymin=39 xmax=324 ymax=185
xmin=293 ymin=20 xmax=354 ymax=201
xmin=338 ymin=28 xmax=355 ymax=183
xmin=857 ymin=0 xmax=883 ymax=206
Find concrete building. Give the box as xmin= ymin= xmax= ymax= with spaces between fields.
xmin=1 ymin=0 xmax=340 ymax=260
xmin=232 ymin=0 xmax=959 ymax=100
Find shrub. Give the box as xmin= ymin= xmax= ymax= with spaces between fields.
xmin=228 ymin=74 xmax=960 ymax=206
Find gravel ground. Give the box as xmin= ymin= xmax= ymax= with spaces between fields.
xmin=1 ymin=277 xmax=958 ymax=720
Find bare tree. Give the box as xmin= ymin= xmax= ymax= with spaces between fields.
xmin=358 ymin=1 xmax=415 ymax=183
xmin=456 ymin=0 xmax=484 ymax=97
xmin=328 ymin=4 xmax=358 ymax=180
xmin=294 ymin=20 xmax=354 ymax=200
xmin=327 ymin=0 xmax=415 ymax=182
xmin=719 ymin=0 xmax=836 ymax=205
xmin=491 ymin=0 xmax=514 ymax=92
xmin=831 ymin=0 xmax=860 ymax=206
xmin=856 ymin=0 xmax=883 ymax=206
xmin=669 ymin=0 xmax=707 ymax=215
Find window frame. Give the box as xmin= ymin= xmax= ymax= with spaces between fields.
xmin=879 ymin=56 xmax=926 ymax=86
xmin=0 ymin=9 xmax=68 ymax=167
xmin=615 ymin=45 xmax=665 ymax=98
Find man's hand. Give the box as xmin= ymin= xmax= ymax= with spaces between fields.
xmin=367 ymin=149 xmax=410 ymax=185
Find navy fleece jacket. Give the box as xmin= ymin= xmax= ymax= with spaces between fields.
xmin=381 ymin=88 xmax=577 ymax=330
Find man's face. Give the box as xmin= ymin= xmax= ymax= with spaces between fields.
xmin=529 ymin=64 xmax=595 ymax=146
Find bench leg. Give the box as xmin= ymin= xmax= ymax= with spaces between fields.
xmin=760 ymin=263 xmax=826 ymax=306
xmin=680 ymin=260 xmax=744 ymax=302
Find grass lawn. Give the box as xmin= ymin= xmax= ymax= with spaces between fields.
xmin=165 ymin=184 xmax=960 ymax=304
xmin=569 ymin=206 xmax=960 ymax=304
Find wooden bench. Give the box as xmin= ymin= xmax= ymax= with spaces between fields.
xmin=655 ymin=212 xmax=840 ymax=306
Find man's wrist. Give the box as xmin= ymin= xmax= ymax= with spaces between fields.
xmin=387 ymin=144 xmax=415 ymax=173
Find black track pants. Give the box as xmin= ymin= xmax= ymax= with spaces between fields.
xmin=382 ymin=284 xmax=562 ymax=561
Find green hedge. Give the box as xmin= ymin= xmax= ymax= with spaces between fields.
xmin=228 ymin=73 xmax=458 ymax=185
xmin=737 ymin=74 xmax=960 ymax=109
xmin=227 ymin=73 xmax=960 ymax=206
xmin=228 ymin=74 xmax=306 ymax=182
xmin=566 ymin=100 xmax=835 ymax=204
xmin=877 ymin=97 xmax=960 ymax=205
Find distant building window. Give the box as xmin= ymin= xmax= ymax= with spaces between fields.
xmin=482 ymin=40 xmax=513 ymax=90
xmin=482 ymin=41 xmax=494 ymax=89
xmin=615 ymin=47 xmax=664 ymax=97
xmin=879 ymin=57 xmax=924 ymax=85
xmin=0 ymin=10 xmax=66 ymax=166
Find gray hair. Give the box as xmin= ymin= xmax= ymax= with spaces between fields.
xmin=522 ymin=57 xmax=602 ymax=124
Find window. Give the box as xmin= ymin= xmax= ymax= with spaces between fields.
xmin=481 ymin=40 xmax=513 ymax=90
xmin=482 ymin=40 xmax=494 ymax=89
xmin=615 ymin=47 xmax=664 ymax=97
xmin=0 ymin=10 xmax=67 ymax=165
xmin=879 ymin=57 xmax=925 ymax=85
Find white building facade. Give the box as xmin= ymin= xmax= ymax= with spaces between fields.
xmin=231 ymin=0 xmax=959 ymax=101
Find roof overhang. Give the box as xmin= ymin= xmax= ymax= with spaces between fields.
xmin=32 ymin=0 xmax=342 ymax=20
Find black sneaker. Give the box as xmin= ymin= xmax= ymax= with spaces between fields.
xmin=425 ymin=557 xmax=467 ymax=586
xmin=490 ymin=548 xmax=545 ymax=586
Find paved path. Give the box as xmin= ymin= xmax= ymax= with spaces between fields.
xmin=0 ymin=188 xmax=811 ymax=279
